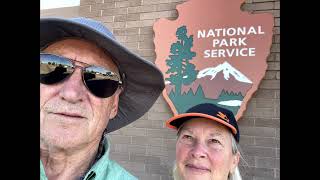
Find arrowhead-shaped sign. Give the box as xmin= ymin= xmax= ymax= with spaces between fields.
xmin=153 ymin=0 xmax=274 ymax=120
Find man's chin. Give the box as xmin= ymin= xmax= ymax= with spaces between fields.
xmin=40 ymin=130 xmax=85 ymax=150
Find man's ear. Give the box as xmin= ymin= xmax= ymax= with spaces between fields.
xmin=109 ymin=88 xmax=121 ymax=119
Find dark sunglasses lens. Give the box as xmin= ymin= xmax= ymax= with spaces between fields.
xmin=40 ymin=54 xmax=74 ymax=84
xmin=84 ymin=66 xmax=119 ymax=98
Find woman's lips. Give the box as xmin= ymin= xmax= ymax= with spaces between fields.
xmin=186 ymin=164 xmax=211 ymax=173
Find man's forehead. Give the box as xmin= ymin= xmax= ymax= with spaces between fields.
xmin=44 ymin=38 xmax=104 ymax=56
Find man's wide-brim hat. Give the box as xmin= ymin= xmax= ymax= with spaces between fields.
xmin=40 ymin=17 xmax=165 ymax=133
xmin=166 ymin=103 xmax=240 ymax=142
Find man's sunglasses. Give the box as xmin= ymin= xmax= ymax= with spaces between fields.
xmin=40 ymin=53 xmax=123 ymax=98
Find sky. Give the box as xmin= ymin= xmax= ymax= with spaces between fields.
xmin=40 ymin=0 xmax=80 ymax=10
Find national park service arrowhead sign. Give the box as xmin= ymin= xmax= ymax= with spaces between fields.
xmin=153 ymin=0 xmax=274 ymax=120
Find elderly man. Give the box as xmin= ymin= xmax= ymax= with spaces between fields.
xmin=40 ymin=17 xmax=164 ymax=180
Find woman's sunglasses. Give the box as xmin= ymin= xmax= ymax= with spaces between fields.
xmin=40 ymin=53 xmax=123 ymax=98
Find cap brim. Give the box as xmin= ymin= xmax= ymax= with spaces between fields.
xmin=166 ymin=113 xmax=237 ymax=135
xmin=40 ymin=18 xmax=165 ymax=133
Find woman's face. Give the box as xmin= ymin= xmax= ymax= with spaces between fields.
xmin=176 ymin=118 xmax=239 ymax=180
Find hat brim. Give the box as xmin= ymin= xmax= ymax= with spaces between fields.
xmin=166 ymin=113 xmax=237 ymax=135
xmin=40 ymin=18 xmax=164 ymax=133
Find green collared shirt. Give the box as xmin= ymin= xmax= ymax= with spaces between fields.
xmin=40 ymin=137 xmax=138 ymax=180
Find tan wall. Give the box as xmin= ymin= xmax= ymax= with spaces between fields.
xmin=41 ymin=0 xmax=280 ymax=179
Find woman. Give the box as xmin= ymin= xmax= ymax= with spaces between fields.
xmin=166 ymin=103 xmax=242 ymax=180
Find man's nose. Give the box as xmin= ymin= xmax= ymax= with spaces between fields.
xmin=191 ymin=142 xmax=208 ymax=159
xmin=59 ymin=69 xmax=87 ymax=103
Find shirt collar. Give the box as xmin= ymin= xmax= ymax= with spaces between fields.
xmin=82 ymin=135 xmax=112 ymax=180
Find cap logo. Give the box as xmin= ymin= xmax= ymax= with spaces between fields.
xmin=216 ymin=111 xmax=229 ymax=123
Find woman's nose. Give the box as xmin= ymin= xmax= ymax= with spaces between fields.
xmin=191 ymin=142 xmax=208 ymax=159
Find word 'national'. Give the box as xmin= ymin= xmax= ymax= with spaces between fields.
xmin=197 ymin=26 xmax=265 ymax=38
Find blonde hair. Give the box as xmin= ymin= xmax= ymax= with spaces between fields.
xmin=173 ymin=134 xmax=242 ymax=180
xmin=228 ymin=135 xmax=242 ymax=180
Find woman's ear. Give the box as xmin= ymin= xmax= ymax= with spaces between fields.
xmin=230 ymin=152 xmax=240 ymax=174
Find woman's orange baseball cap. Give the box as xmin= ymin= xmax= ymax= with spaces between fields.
xmin=166 ymin=103 xmax=240 ymax=142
